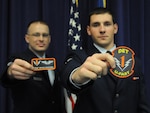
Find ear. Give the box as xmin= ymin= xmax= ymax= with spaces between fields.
xmin=87 ymin=26 xmax=91 ymax=36
xmin=114 ymin=23 xmax=118 ymax=34
xmin=25 ymin=34 xmax=29 ymax=43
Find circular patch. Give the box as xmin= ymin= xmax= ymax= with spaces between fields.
xmin=110 ymin=46 xmax=135 ymax=78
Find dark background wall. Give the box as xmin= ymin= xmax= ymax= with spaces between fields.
xmin=0 ymin=0 xmax=150 ymax=113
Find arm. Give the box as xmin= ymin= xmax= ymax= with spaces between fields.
xmin=0 ymin=58 xmax=35 ymax=87
xmin=71 ymin=53 xmax=116 ymax=84
xmin=60 ymin=51 xmax=115 ymax=93
xmin=7 ymin=59 xmax=35 ymax=80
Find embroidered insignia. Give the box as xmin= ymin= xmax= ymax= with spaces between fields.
xmin=31 ymin=58 xmax=56 ymax=71
xmin=110 ymin=46 xmax=135 ymax=78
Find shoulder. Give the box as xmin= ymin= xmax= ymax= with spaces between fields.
xmin=66 ymin=49 xmax=88 ymax=62
xmin=8 ymin=49 xmax=36 ymax=63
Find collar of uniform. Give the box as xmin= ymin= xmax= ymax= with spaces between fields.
xmin=29 ymin=48 xmax=46 ymax=58
xmin=93 ymin=43 xmax=116 ymax=53
xmin=35 ymin=53 xmax=46 ymax=58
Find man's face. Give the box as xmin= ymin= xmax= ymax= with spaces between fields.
xmin=25 ymin=23 xmax=50 ymax=54
xmin=87 ymin=13 xmax=118 ymax=50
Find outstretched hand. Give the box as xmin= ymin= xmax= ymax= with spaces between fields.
xmin=71 ymin=53 xmax=116 ymax=84
xmin=7 ymin=59 xmax=36 ymax=80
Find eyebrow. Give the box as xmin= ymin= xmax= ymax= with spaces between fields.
xmin=91 ymin=20 xmax=113 ymax=25
xmin=91 ymin=22 xmax=100 ymax=25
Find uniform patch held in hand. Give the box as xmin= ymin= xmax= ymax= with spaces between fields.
xmin=110 ymin=46 xmax=135 ymax=78
xmin=31 ymin=58 xmax=56 ymax=71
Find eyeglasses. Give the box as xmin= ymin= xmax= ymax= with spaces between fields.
xmin=28 ymin=33 xmax=50 ymax=38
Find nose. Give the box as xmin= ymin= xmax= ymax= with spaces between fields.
xmin=39 ymin=35 xmax=44 ymax=41
xmin=99 ymin=25 xmax=105 ymax=34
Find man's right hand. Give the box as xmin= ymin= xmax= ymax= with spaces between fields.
xmin=7 ymin=59 xmax=36 ymax=80
xmin=71 ymin=53 xmax=116 ymax=84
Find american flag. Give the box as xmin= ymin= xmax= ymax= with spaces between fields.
xmin=65 ymin=1 xmax=80 ymax=113
xmin=68 ymin=0 xmax=82 ymax=50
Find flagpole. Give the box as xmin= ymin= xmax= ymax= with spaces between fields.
xmin=103 ymin=0 xmax=106 ymax=7
xmin=76 ymin=0 xmax=78 ymax=7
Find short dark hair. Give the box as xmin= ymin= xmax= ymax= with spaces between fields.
xmin=88 ymin=7 xmax=116 ymax=25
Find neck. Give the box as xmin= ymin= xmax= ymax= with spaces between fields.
xmin=29 ymin=46 xmax=45 ymax=58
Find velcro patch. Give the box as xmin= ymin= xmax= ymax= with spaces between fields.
xmin=31 ymin=58 xmax=56 ymax=71
xmin=110 ymin=46 xmax=135 ymax=78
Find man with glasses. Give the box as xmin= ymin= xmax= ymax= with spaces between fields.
xmin=0 ymin=20 xmax=65 ymax=113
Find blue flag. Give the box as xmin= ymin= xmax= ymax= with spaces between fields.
xmin=97 ymin=0 xmax=106 ymax=7
xmin=68 ymin=0 xmax=82 ymax=50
